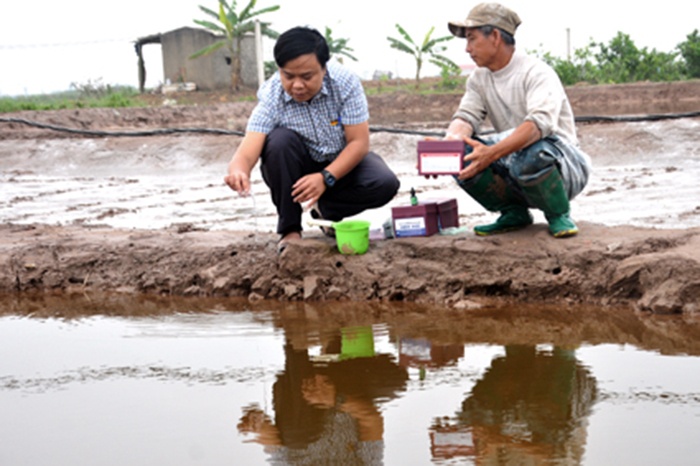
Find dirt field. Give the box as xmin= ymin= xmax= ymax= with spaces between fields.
xmin=1 ymin=80 xmax=699 ymax=314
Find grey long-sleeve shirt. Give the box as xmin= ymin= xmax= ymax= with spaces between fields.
xmin=453 ymin=53 xmax=580 ymax=147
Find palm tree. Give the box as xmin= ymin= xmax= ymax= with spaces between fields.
xmin=324 ymin=27 xmax=358 ymax=63
xmin=191 ymin=0 xmax=280 ymax=91
xmin=387 ymin=24 xmax=457 ymax=88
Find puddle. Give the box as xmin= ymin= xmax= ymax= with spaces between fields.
xmin=1 ymin=295 xmax=699 ymax=465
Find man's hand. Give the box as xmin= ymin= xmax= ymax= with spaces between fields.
xmin=292 ymin=172 xmax=326 ymax=209
xmin=224 ymin=169 xmax=251 ymax=196
xmin=223 ymin=131 xmax=265 ymax=197
xmin=458 ymin=135 xmax=498 ymax=180
xmin=418 ymin=129 xmax=473 ymax=180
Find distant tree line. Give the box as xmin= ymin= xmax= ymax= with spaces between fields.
xmin=535 ymin=30 xmax=700 ymax=85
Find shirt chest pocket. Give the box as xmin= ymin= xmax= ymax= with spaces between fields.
xmin=310 ymin=105 xmax=346 ymax=150
xmin=320 ymin=115 xmax=345 ymax=140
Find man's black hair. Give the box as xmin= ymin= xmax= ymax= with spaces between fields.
xmin=274 ymin=26 xmax=330 ymax=68
xmin=479 ymin=25 xmax=516 ymax=46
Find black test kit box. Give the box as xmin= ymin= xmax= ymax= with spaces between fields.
xmin=417 ymin=140 xmax=464 ymax=175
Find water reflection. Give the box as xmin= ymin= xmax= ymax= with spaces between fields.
xmin=397 ymin=337 xmax=465 ymax=380
xmin=431 ymin=345 xmax=597 ymax=464
xmin=236 ymin=306 xmax=602 ymax=465
xmin=238 ymin=326 xmax=408 ymax=465
xmin=2 ymin=294 xmax=700 ymax=466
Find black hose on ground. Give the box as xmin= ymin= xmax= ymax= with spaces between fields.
xmin=0 ymin=117 xmax=245 ymax=137
xmin=1 ymin=111 xmax=699 ymax=138
xmin=575 ymin=111 xmax=700 ymax=122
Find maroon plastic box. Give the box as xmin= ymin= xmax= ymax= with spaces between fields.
xmin=423 ymin=198 xmax=459 ymax=229
xmin=391 ymin=203 xmax=439 ymax=237
xmin=417 ymin=140 xmax=464 ymax=175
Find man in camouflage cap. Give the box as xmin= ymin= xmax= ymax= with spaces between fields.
xmin=443 ymin=3 xmax=591 ymax=237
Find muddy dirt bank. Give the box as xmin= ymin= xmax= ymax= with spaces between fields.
xmin=2 ymin=222 xmax=699 ymax=314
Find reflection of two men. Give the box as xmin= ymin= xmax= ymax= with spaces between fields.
xmin=238 ymin=326 xmax=407 ymax=464
xmin=430 ymin=345 xmax=598 ymax=464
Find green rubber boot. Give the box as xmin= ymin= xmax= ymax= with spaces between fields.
xmin=521 ymin=168 xmax=579 ymax=238
xmin=473 ymin=206 xmax=534 ymax=236
xmin=457 ymin=168 xmax=533 ymax=236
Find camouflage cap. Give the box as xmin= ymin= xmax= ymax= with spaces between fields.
xmin=448 ymin=3 xmax=522 ymax=37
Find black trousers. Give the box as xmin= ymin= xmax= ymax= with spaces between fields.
xmin=260 ymin=127 xmax=400 ymax=235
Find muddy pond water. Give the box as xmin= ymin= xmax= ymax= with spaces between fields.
xmin=2 ymin=294 xmax=700 ymax=466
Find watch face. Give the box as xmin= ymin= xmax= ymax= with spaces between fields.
xmin=323 ymin=170 xmax=336 ymax=187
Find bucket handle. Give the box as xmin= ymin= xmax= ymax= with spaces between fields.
xmin=306 ymin=218 xmax=335 ymax=228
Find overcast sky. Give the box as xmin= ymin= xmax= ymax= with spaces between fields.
xmin=1 ymin=0 xmax=697 ymax=96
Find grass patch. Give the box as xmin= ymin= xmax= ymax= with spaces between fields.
xmin=362 ymin=76 xmax=466 ymax=96
xmin=0 ymin=76 xmax=465 ymax=113
xmin=0 ymin=85 xmax=144 ymax=113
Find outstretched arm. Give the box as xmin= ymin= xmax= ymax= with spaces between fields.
xmin=224 ymin=132 xmax=266 ymax=196
xmin=444 ymin=117 xmax=474 ymax=141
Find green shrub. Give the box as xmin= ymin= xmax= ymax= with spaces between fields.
xmin=535 ymin=31 xmax=694 ymax=85
xmin=438 ymin=63 xmax=464 ymax=90
xmin=678 ymin=29 xmax=700 ymax=78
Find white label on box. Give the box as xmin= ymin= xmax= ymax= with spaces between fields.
xmin=419 ymin=152 xmax=462 ymax=175
xmin=394 ymin=217 xmax=427 ymax=237
xmin=433 ymin=430 xmax=475 ymax=447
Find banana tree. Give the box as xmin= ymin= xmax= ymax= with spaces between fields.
xmin=387 ymin=24 xmax=457 ymax=88
xmin=191 ymin=0 xmax=280 ymax=91
xmin=324 ymin=27 xmax=357 ymax=63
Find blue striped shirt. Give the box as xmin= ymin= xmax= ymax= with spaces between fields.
xmin=246 ymin=61 xmax=369 ymax=162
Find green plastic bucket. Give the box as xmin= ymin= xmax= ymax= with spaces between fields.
xmin=333 ymin=220 xmax=370 ymax=255
xmin=340 ymin=326 xmax=375 ymax=360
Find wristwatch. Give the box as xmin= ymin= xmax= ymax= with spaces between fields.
xmin=321 ymin=169 xmax=336 ymax=188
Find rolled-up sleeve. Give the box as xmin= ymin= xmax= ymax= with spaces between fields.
xmin=522 ymin=66 xmax=565 ymax=139
xmin=452 ymin=77 xmax=487 ymax=133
